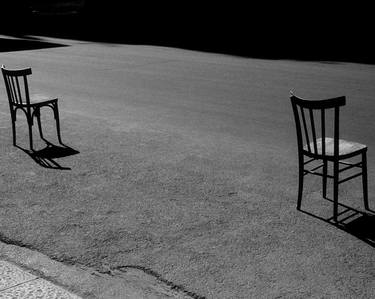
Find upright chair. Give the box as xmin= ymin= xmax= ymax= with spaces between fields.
xmin=1 ymin=65 xmax=63 ymax=151
xmin=290 ymin=93 xmax=369 ymax=222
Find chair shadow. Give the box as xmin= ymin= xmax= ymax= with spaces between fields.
xmin=16 ymin=140 xmax=79 ymax=170
xmin=299 ymin=198 xmax=375 ymax=248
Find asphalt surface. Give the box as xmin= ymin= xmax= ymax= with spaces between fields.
xmin=0 ymin=36 xmax=374 ymax=298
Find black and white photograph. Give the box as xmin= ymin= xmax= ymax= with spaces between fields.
xmin=0 ymin=1 xmax=374 ymax=298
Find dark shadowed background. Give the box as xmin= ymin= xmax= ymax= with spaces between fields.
xmin=2 ymin=1 xmax=374 ymax=63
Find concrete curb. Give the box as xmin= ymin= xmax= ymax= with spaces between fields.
xmin=0 ymin=242 xmax=194 ymax=298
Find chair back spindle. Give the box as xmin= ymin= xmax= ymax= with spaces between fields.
xmin=321 ymin=108 xmax=325 ymax=156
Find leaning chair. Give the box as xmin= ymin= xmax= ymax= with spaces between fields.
xmin=1 ymin=65 xmax=63 ymax=151
xmin=290 ymin=92 xmax=369 ymax=222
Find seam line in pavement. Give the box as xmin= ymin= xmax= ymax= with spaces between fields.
xmin=0 ymin=277 xmax=39 ymax=292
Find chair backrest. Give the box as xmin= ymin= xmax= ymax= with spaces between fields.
xmin=1 ymin=65 xmax=32 ymax=106
xmin=290 ymin=92 xmax=346 ymax=158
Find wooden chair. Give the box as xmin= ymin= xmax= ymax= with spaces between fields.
xmin=290 ymin=92 xmax=369 ymax=222
xmin=1 ymin=65 xmax=62 ymax=151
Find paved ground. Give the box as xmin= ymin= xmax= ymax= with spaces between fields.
xmin=0 ymin=35 xmax=374 ymax=298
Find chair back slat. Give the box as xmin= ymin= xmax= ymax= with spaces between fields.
xmin=309 ymin=108 xmax=318 ymax=153
xmin=15 ymin=76 xmax=23 ymax=104
xmin=291 ymin=94 xmax=346 ymax=158
xmin=299 ymin=106 xmax=311 ymax=152
xmin=4 ymin=75 xmax=12 ymax=103
xmin=10 ymin=76 xmax=19 ymax=104
xmin=321 ymin=108 xmax=326 ymax=156
xmin=23 ymin=76 xmax=30 ymax=105
xmin=334 ymin=106 xmax=340 ymax=157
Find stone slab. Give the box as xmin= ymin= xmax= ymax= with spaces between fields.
xmin=0 ymin=261 xmax=36 ymax=291
xmin=0 ymin=278 xmax=81 ymax=299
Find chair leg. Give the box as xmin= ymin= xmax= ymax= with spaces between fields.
xmin=333 ymin=160 xmax=339 ymax=222
xmin=362 ymin=151 xmax=369 ymax=210
xmin=11 ymin=119 xmax=16 ymax=146
xmin=53 ymin=102 xmax=63 ymax=144
xmin=36 ymin=108 xmax=44 ymax=140
xmin=322 ymin=159 xmax=328 ymax=199
xmin=297 ymin=156 xmax=304 ymax=210
xmin=28 ymin=121 xmax=33 ymax=151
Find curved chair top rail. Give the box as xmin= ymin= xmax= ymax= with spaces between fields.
xmin=1 ymin=65 xmax=32 ymax=76
xmin=290 ymin=93 xmax=346 ymax=109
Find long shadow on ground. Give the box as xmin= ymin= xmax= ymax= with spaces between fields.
xmin=16 ymin=141 xmax=79 ymax=170
xmin=300 ymin=198 xmax=375 ymax=248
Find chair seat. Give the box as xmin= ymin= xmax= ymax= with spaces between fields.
xmin=30 ymin=94 xmax=56 ymax=104
xmin=13 ymin=94 xmax=56 ymax=106
xmin=305 ymin=137 xmax=367 ymax=156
